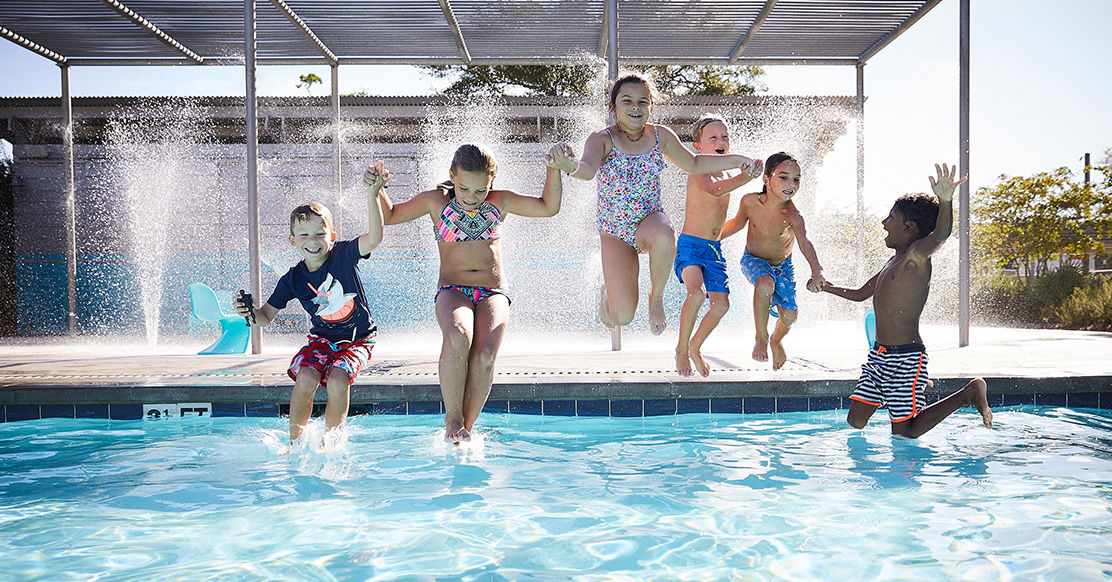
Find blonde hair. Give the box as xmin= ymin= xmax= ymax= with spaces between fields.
xmin=691 ymin=114 xmax=728 ymax=142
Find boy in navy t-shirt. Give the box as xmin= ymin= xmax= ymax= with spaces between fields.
xmin=235 ymin=163 xmax=389 ymax=443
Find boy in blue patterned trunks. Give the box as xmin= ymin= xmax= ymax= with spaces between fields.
xmin=821 ymin=163 xmax=993 ymax=438
xmin=233 ymin=163 xmax=387 ymax=444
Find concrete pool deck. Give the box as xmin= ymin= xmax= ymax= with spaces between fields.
xmin=0 ymin=322 xmax=1109 ymax=418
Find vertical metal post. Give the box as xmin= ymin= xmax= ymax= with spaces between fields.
xmin=61 ymin=65 xmax=77 ymax=334
xmin=606 ymin=0 xmax=620 ymax=351
xmin=245 ymin=0 xmax=263 ymax=354
xmin=855 ymin=63 xmax=866 ymax=284
xmin=958 ymin=0 xmax=970 ymax=347
xmin=331 ymin=64 xmax=342 ymax=228
xmin=1084 ymin=152 xmax=1090 ymax=184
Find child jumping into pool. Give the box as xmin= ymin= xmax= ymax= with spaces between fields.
xmin=554 ymin=73 xmax=761 ymax=335
xmin=374 ymin=143 xmax=565 ymax=444
xmin=721 ymin=152 xmax=826 ymax=370
xmin=820 ymin=163 xmax=992 ymax=437
xmin=674 ymin=115 xmax=763 ymax=377
xmin=233 ymin=163 xmax=387 ymax=444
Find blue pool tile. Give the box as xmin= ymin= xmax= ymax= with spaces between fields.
xmin=1001 ymin=393 xmax=1034 ymax=406
xmin=1034 ymin=393 xmax=1067 ymax=407
xmin=808 ymin=396 xmax=841 ymax=411
xmin=40 ymin=404 xmax=75 ymax=418
xmin=372 ymin=402 xmax=406 ymax=415
xmin=75 ymin=404 xmax=109 ymax=419
xmin=744 ymin=397 xmax=776 ymax=414
xmin=776 ymin=397 xmax=808 ymax=412
xmin=246 ymin=402 xmax=279 ymax=417
xmin=6 ymin=405 xmax=40 ymax=422
xmin=644 ymin=399 xmax=676 ymax=416
xmin=1067 ymin=392 xmax=1099 ymax=409
xmin=212 ymin=402 xmax=246 ymax=417
xmin=279 ymin=404 xmax=291 ymax=416
xmin=542 ymin=400 xmax=576 ymax=416
xmin=710 ymin=398 xmax=741 ymax=414
xmin=481 ymin=400 xmax=509 ymax=414
xmin=109 ymin=404 xmax=142 ymax=420
xmin=509 ymin=400 xmax=542 ymax=415
xmin=611 ymin=399 xmax=643 ymax=417
xmin=409 ymin=401 xmax=442 ymax=415
xmin=576 ymin=400 xmax=609 ymax=416
xmin=1100 ymin=393 xmax=1112 ymax=409
xmin=311 ymin=404 xmax=327 ymax=416
xmin=347 ymin=404 xmax=373 ymax=416
xmin=676 ymin=398 xmax=709 ymax=414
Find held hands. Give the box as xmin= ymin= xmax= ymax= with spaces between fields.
xmin=806 ymin=272 xmax=827 ymax=293
xmin=545 ymin=142 xmax=578 ymax=174
xmin=363 ymin=160 xmax=392 ymax=192
xmin=928 ymin=163 xmax=966 ymax=203
xmin=738 ymin=157 xmax=764 ymax=182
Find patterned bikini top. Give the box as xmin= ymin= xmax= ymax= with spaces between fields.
xmin=434 ymin=186 xmax=503 ymax=242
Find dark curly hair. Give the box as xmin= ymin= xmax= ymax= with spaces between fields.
xmin=892 ymin=193 xmax=939 ymax=240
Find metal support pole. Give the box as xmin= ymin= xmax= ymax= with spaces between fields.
xmin=958 ymin=0 xmax=970 ymax=347
xmin=855 ymin=63 xmax=866 ymax=285
xmin=331 ymin=64 xmax=341 ymax=225
xmin=245 ymin=0 xmax=263 ymax=354
xmin=606 ymin=0 xmax=620 ymax=351
xmin=61 ymin=65 xmax=77 ymax=334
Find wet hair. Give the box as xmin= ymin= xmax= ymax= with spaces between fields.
xmin=893 ymin=193 xmax=940 ymax=240
xmin=449 ymin=143 xmax=498 ymax=177
xmin=608 ymin=73 xmax=660 ymax=108
xmin=761 ymin=151 xmax=799 ymax=194
xmin=691 ymin=114 xmax=728 ymax=143
xmin=289 ymin=201 xmax=334 ymax=235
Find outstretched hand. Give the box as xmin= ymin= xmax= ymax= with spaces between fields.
xmin=739 ymin=157 xmax=764 ymax=183
xmin=363 ymin=160 xmax=391 ymax=190
xmin=928 ymin=163 xmax=966 ymax=203
xmin=806 ymin=273 xmax=827 ymax=293
xmin=545 ymin=142 xmax=577 ymax=173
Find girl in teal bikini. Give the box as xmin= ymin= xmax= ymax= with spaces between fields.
xmin=554 ymin=73 xmax=761 ymax=335
xmin=373 ymin=143 xmax=567 ymax=444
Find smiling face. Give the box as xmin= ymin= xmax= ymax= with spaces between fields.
xmin=288 ymin=213 xmax=337 ymax=268
xmin=763 ymin=159 xmax=802 ymax=202
xmin=610 ymin=80 xmax=653 ymax=134
xmin=692 ymin=120 xmax=730 ymax=154
xmin=449 ymin=168 xmax=495 ymax=210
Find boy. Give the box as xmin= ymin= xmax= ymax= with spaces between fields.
xmin=821 ymin=163 xmax=992 ymax=437
xmin=721 ymin=152 xmax=825 ymax=370
xmin=673 ymin=115 xmax=762 ymax=376
xmin=234 ymin=162 xmax=389 ymax=443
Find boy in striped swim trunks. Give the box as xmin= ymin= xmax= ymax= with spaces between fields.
xmin=821 ymin=163 xmax=992 ymax=438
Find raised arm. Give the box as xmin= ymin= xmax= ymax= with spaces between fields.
xmin=691 ymin=164 xmax=761 ymax=198
xmin=558 ymin=131 xmax=609 ymax=181
xmin=359 ymin=161 xmax=388 ymax=256
xmin=658 ymin=125 xmax=761 ymax=176
xmin=821 ymin=272 xmax=879 ymax=302
xmin=912 ymin=162 xmax=965 ymax=258
xmin=377 ymin=181 xmax=438 ymax=226
xmin=500 ymin=145 xmax=565 ymax=218
xmin=789 ymin=210 xmax=826 ymax=292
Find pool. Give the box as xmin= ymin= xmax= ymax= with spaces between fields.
xmin=2 ymin=407 xmax=1110 ymax=580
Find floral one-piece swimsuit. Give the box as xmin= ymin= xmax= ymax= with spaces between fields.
xmin=595 ymin=127 xmax=666 ymax=252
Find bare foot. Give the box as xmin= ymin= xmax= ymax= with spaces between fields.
xmin=648 ymin=298 xmax=667 ymax=335
xmin=770 ymin=338 xmax=787 ymax=370
xmin=752 ymin=337 xmax=769 ymax=362
xmin=675 ymin=350 xmax=693 ymax=377
xmin=689 ymin=347 xmax=710 ymax=377
xmin=966 ymin=378 xmax=993 ymax=429
xmin=598 ymin=285 xmax=615 ymax=329
xmin=445 ymin=425 xmax=471 ymax=444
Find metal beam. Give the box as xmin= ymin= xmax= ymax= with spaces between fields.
xmin=332 ymin=64 xmax=341 ymax=203
xmin=244 ymin=0 xmax=262 ymax=354
xmin=59 ymin=55 xmax=865 ymax=67
xmin=0 ymin=25 xmax=67 ymax=64
xmin=855 ymin=63 xmax=866 ymax=285
xmin=606 ymin=0 xmax=619 ymax=351
xmin=438 ymin=0 xmax=472 ymax=65
xmin=268 ymin=0 xmax=337 ymax=64
xmin=729 ymin=0 xmax=777 ymax=63
xmin=61 ymin=65 xmax=77 ymax=335
xmin=596 ymin=0 xmax=608 ymax=58
xmin=97 ymin=0 xmax=204 ymax=63
xmin=959 ymin=0 xmax=970 ymax=347
xmin=859 ymin=0 xmax=944 ymax=63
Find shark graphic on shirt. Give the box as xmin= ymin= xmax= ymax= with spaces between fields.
xmin=307 ymin=273 xmax=357 ymax=322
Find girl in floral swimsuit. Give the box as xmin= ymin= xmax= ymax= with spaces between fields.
xmin=374 ymin=143 xmax=566 ymax=444
xmin=553 ymin=73 xmax=761 ymax=335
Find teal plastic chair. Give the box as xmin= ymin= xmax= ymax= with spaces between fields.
xmin=864 ymin=308 xmax=877 ymax=348
xmin=188 ymin=283 xmax=250 ymax=354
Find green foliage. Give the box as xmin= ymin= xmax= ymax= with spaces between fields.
xmin=1055 ymin=275 xmax=1112 ymax=330
xmin=296 ymin=73 xmax=323 ymax=95
xmin=973 ymin=267 xmax=1102 ymax=328
xmin=637 ymin=65 xmax=764 ymax=96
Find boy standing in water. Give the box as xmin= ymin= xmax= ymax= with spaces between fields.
xmin=674 ymin=115 xmax=762 ymax=377
xmin=721 ymin=152 xmax=825 ymax=370
xmin=234 ymin=163 xmax=387 ymax=444
xmin=821 ymin=163 xmax=992 ymax=437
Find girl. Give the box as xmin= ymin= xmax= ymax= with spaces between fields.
xmin=554 ymin=73 xmax=762 ymax=335
xmin=371 ymin=144 xmax=566 ymax=443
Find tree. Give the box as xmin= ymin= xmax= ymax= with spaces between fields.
xmin=296 ymin=73 xmax=322 ymax=95
xmin=420 ymin=63 xmax=764 ymax=97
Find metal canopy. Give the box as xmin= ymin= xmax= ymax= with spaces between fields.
xmin=1 ymin=0 xmax=940 ymax=67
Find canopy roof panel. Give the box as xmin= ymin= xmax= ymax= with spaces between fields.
xmin=0 ymin=0 xmax=940 ymax=66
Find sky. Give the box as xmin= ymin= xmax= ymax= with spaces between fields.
xmin=2 ymin=0 xmax=1110 ymax=214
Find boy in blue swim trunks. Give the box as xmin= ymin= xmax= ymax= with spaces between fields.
xmin=233 ymin=163 xmax=387 ymax=444
xmin=721 ymin=152 xmax=825 ymax=370
xmin=673 ymin=115 xmax=762 ymax=376
xmin=821 ymin=163 xmax=992 ymax=437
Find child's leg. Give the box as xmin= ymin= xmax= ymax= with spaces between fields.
xmin=322 ymin=367 xmax=352 ymax=432
xmin=635 ymin=212 xmax=676 ymax=335
xmin=289 ymin=367 xmax=322 ymax=442
xmin=689 ymin=291 xmax=730 ymax=377
xmin=769 ymin=307 xmax=797 ymax=371
xmin=847 ymin=399 xmax=878 ymax=429
xmin=891 ymin=378 xmax=992 ymax=438
xmin=751 ymin=275 xmax=775 ymax=361
xmin=461 ymin=294 xmax=510 ymax=432
xmin=600 ymin=233 xmax=640 ymax=327
xmin=436 ymin=291 xmax=475 ymax=442
xmin=675 ymin=265 xmax=706 ymax=377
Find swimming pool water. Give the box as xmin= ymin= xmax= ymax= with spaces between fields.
xmin=1 ymin=407 xmax=1110 ymax=580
